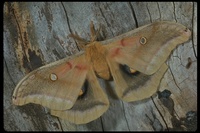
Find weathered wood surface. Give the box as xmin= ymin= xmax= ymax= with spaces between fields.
xmin=4 ymin=2 xmax=197 ymax=131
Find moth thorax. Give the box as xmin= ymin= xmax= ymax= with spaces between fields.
xmin=86 ymin=42 xmax=111 ymax=80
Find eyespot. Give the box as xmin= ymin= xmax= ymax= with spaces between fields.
xmin=22 ymin=81 xmax=28 ymax=86
xmin=184 ymin=28 xmax=189 ymax=32
xmin=29 ymin=74 xmax=35 ymax=79
xmin=140 ymin=37 xmax=147 ymax=45
xmin=78 ymin=80 xmax=88 ymax=99
xmin=121 ymin=64 xmax=139 ymax=76
xmin=129 ymin=68 xmax=137 ymax=74
xmin=50 ymin=73 xmax=58 ymax=81
xmin=78 ymin=89 xmax=84 ymax=97
xmin=12 ymin=95 xmax=16 ymax=100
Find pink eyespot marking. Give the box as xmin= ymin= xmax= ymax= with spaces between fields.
xmin=75 ymin=65 xmax=88 ymax=71
xmin=110 ymin=48 xmax=121 ymax=58
xmin=120 ymin=39 xmax=125 ymax=47
xmin=66 ymin=62 xmax=72 ymax=69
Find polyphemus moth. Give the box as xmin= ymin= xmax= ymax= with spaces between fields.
xmin=12 ymin=21 xmax=191 ymax=124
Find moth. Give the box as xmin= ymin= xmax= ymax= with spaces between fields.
xmin=12 ymin=21 xmax=191 ymax=124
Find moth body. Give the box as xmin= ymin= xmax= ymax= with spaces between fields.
xmin=85 ymin=41 xmax=111 ymax=80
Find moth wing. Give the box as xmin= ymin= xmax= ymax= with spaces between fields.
xmin=103 ymin=21 xmax=190 ymax=102
xmin=51 ymin=68 xmax=109 ymax=124
xmin=12 ymin=52 xmax=89 ymax=110
xmin=103 ymin=21 xmax=191 ymax=75
xmin=106 ymin=58 xmax=167 ymax=102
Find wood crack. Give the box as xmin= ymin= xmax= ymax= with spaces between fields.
xmin=128 ymin=2 xmax=138 ymax=28
xmin=100 ymin=117 xmax=105 ymax=131
xmin=157 ymin=3 xmax=162 ymax=21
xmin=168 ymin=65 xmax=181 ymax=91
xmin=98 ymin=3 xmax=115 ymax=37
xmin=172 ymin=2 xmax=178 ymax=22
xmin=146 ymin=3 xmax=152 ymax=22
xmin=61 ymin=2 xmax=72 ymax=34
xmin=192 ymin=2 xmax=197 ymax=59
xmin=12 ymin=5 xmax=25 ymax=49
xmin=11 ymin=4 xmax=31 ymax=70
xmin=60 ymin=2 xmax=80 ymax=51
xmin=151 ymin=97 xmax=169 ymax=131
xmin=122 ymin=101 xmax=130 ymax=131
xmin=57 ymin=118 xmax=63 ymax=131
xmin=145 ymin=110 xmax=163 ymax=131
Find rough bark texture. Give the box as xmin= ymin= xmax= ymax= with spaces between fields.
xmin=4 ymin=2 xmax=197 ymax=131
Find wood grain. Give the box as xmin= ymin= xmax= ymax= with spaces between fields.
xmin=4 ymin=2 xmax=197 ymax=131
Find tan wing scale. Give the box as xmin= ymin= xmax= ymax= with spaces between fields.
xmin=103 ymin=21 xmax=191 ymax=75
xmin=107 ymin=58 xmax=168 ymax=102
xmin=51 ymin=68 xmax=109 ymax=124
xmin=103 ymin=21 xmax=190 ymax=101
xmin=12 ymin=52 xmax=89 ymax=111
